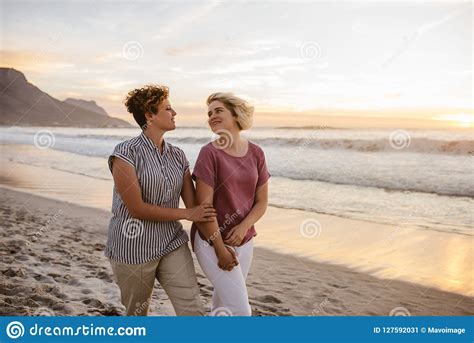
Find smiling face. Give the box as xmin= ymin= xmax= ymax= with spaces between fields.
xmin=146 ymin=98 xmax=177 ymax=131
xmin=207 ymin=100 xmax=239 ymax=133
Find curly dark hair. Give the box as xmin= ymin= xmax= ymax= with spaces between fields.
xmin=124 ymin=84 xmax=169 ymax=128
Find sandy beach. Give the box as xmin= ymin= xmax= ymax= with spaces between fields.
xmin=2 ymin=0 xmax=474 ymax=328
xmin=1 ymin=187 xmax=473 ymax=316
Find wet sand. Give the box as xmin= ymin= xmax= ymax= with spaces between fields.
xmin=1 ymin=152 xmax=473 ymax=298
xmin=1 ymin=187 xmax=473 ymax=316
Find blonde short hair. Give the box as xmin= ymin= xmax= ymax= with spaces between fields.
xmin=207 ymin=92 xmax=254 ymax=130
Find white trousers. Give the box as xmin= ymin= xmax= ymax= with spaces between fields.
xmin=194 ymin=232 xmax=254 ymax=316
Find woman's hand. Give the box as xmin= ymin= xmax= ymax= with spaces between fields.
xmin=217 ymin=246 xmax=239 ymax=271
xmin=224 ymin=224 xmax=248 ymax=246
xmin=185 ymin=203 xmax=216 ymax=222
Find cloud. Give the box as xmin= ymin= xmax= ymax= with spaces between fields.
xmin=152 ymin=1 xmax=220 ymax=40
xmin=0 ymin=49 xmax=73 ymax=72
xmin=416 ymin=5 xmax=469 ymax=35
xmin=2 ymin=1 xmax=470 ymax=120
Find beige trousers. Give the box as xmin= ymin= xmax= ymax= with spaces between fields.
xmin=109 ymin=243 xmax=205 ymax=316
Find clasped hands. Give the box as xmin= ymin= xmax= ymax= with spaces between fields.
xmin=216 ymin=224 xmax=248 ymax=271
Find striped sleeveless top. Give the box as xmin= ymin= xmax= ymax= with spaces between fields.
xmin=106 ymin=132 xmax=189 ymax=264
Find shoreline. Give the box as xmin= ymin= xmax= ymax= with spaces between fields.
xmin=1 ymin=187 xmax=473 ymax=316
xmin=1 ymin=154 xmax=473 ymax=297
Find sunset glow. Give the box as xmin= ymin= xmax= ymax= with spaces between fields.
xmin=1 ymin=1 xmax=472 ymax=128
xmin=435 ymin=113 xmax=474 ymax=128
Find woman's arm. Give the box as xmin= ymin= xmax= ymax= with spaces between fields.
xmin=112 ymin=157 xmax=215 ymax=222
xmin=225 ymin=182 xmax=269 ymax=246
xmin=180 ymin=170 xmax=195 ymax=208
xmin=194 ymin=178 xmax=238 ymax=270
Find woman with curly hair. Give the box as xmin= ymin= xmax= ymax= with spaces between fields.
xmin=106 ymin=84 xmax=214 ymax=316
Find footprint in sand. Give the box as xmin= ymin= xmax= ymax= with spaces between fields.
xmin=31 ymin=306 xmax=56 ymax=316
xmin=82 ymin=298 xmax=104 ymax=307
xmin=250 ymin=302 xmax=290 ymax=315
xmin=254 ymin=295 xmax=283 ymax=304
xmin=16 ymin=255 xmax=30 ymax=261
xmin=87 ymin=270 xmax=113 ymax=282
xmin=2 ymin=267 xmax=26 ymax=278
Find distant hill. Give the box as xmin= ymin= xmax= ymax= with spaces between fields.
xmin=64 ymin=98 xmax=109 ymax=117
xmin=0 ymin=68 xmax=132 ymax=127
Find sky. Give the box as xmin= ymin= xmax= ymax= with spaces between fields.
xmin=1 ymin=0 xmax=472 ymax=128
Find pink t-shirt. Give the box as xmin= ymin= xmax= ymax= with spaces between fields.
xmin=190 ymin=141 xmax=270 ymax=250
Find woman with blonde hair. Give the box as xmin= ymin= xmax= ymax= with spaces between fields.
xmin=191 ymin=92 xmax=270 ymax=316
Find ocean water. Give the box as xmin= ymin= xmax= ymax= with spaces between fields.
xmin=1 ymin=126 xmax=473 ymax=236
